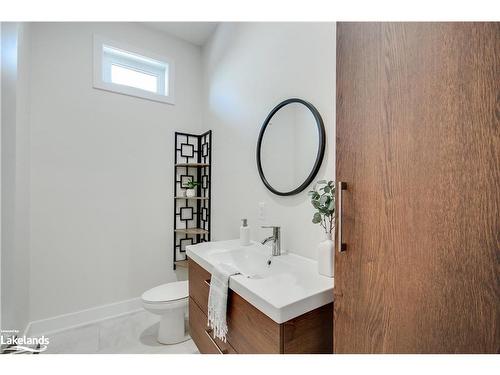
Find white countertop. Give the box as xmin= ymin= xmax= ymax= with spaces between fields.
xmin=186 ymin=239 xmax=334 ymax=324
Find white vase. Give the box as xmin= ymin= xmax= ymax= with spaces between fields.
xmin=186 ymin=189 xmax=196 ymax=198
xmin=317 ymin=232 xmax=334 ymax=278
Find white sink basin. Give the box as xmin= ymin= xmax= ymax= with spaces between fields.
xmin=208 ymin=247 xmax=285 ymax=279
xmin=186 ymin=239 xmax=334 ymax=323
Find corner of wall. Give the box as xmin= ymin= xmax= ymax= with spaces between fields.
xmin=0 ymin=21 xmax=32 ymax=335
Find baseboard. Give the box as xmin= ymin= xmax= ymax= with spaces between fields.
xmin=26 ymin=297 xmax=143 ymax=337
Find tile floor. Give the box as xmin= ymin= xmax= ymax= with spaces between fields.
xmin=42 ymin=309 xmax=199 ymax=354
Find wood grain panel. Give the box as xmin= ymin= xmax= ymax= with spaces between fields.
xmin=226 ymin=291 xmax=281 ymax=353
xmin=189 ymin=297 xmax=237 ymax=354
xmin=335 ymin=22 xmax=500 ymax=353
xmin=283 ymin=302 xmax=333 ymax=353
xmin=188 ymin=259 xmax=211 ymax=316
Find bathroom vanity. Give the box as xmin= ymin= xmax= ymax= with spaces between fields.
xmin=186 ymin=240 xmax=333 ymax=354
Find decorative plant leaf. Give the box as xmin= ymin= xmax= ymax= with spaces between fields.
xmin=309 ymin=179 xmax=336 ymax=233
xmin=312 ymin=212 xmax=322 ymax=224
xmin=183 ymin=178 xmax=200 ymax=189
xmin=328 ymin=200 xmax=335 ymax=211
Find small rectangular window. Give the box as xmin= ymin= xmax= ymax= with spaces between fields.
xmin=110 ymin=64 xmax=158 ymax=93
xmin=93 ymin=36 xmax=175 ymax=104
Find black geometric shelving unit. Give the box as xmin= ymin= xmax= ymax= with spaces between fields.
xmin=173 ymin=130 xmax=212 ymax=269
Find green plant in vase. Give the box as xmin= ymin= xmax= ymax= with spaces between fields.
xmin=308 ymin=180 xmax=335 ymax=234
xmin=308 ymin=180 xmax=335 ymax=277
xmin=183 ymin=178 xmax=200 ymax=198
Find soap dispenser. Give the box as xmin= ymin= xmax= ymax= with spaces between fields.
xmin=240 ymin=219 xmax=250 ymax=246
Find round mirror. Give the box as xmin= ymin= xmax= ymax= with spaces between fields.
xmin=256 ymin=98 xmax=325 ymax=196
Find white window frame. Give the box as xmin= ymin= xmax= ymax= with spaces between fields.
xmin=93 ymin=35 xmax=175 ymax=104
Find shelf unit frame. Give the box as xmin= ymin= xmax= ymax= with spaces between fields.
xmin=173 ymin=130 xmax=212 ymax=269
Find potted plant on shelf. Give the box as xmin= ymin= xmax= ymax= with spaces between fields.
xmin=308 ymin=180 xmax=335 ymax=278
xmin=183 ymin=178 xmax=200 ymax=198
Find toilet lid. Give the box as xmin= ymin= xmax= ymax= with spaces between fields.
xmin=142 ymin=281 xmax=188 ymax=303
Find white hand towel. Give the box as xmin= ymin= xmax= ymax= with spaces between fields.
xmin=207 ymin=263 xmax=240 ymax=342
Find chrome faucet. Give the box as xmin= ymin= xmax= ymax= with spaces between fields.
xmin=261 ymin=226 xmax=281 ymax=256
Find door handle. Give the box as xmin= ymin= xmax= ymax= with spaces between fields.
xmin=337 ymin=181 xmax=347 ymax=252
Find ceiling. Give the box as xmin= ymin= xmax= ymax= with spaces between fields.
xmin=144 ymin=22 xmax=219 ymax=46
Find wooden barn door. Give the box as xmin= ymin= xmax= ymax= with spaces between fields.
xmin=334 ymin=22 xmax=500 ymax=353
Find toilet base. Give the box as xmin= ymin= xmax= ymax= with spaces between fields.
xmin=157 ymin=306 xmax=189 ymax=344
xmin=141 ymin=281 xmax=190 ymax=345
xmin=144 ymin=300 xmax=188 ymax=345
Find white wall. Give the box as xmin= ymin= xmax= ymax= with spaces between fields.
xmin=5 ymin=21 xmax=333 ymax=326
xmin=202 ymin=23 xmax=335 ymax=258
xmin=29 ymin=23 xmax=203 ymax=321
xmin=1 ymin=22 xmax=32 ymax=333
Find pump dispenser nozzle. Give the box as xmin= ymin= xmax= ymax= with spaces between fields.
xmin=240 ymin=218 xmax=250 ymax=245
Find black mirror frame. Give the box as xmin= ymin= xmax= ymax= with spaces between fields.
xmin=256 ymin=98 xmax=326 ymax=196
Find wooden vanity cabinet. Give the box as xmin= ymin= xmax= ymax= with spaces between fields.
xmin=188 ymin=258 xmax=333 ymax=354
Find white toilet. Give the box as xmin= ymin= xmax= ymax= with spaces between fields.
xmin=141 ymin=280 xmax=189 ymax=344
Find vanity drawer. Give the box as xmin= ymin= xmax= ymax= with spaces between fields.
xmin=189 ymin=297 xmax=237 ymax=354
xmin=226 ymin=291 xmax=281 ymax=353
xmin=188 ymin=259 xmax=211 ymax=316
xmin=282 ymin=302 xmax=333 ymax=353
